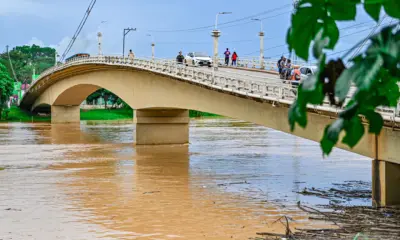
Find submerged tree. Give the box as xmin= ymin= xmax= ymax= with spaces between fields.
xmin=287 ymin=0 xmax=400 ymax=155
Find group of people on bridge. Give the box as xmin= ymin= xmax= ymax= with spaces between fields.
xmin=223 ymin=48 xmax=238 ymax=66
xmin=277 ymin=56 xmax=300 ymax=81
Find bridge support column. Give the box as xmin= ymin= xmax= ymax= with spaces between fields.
xmin=51 ymin=105 xmax=80 ymax=124
xmin=372 ymin=159 xmax=400 ymax=207
xmin=134 ymin=109 xmax=189 ymax=145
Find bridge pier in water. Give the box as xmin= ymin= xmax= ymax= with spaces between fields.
xmin=134 ymin=109 xmax=189 ymax=145
xmin=51 ymin=105 xmax=80 ymax=124
xmin=372 ymin=160 xmax=400 ymax=207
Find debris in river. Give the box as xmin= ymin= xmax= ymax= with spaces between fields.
xmin=217 ymin=181 xmax=249 ymax=186
xmin=297 ymin=181 xmax=371 ymax=204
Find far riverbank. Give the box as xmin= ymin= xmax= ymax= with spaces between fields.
xmin=0 ymin=107 xmax=219 ymax=123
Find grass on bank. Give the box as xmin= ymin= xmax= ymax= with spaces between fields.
xmin=80 ymin=108 xmax=134 ymax=121
xmin=0 ymin=107 xmax=51 ymax=122
xmin=0 ymin=107 xmax=219 ymax=122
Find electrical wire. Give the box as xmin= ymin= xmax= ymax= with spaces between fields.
xmin=348 ymin=14 xmax=387 ymax=61
xmin=60 ymin=0 xmax=97 ymax=62
xmin=147 ymin=4 xmax=291 ymax=33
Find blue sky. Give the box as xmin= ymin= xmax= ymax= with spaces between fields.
xmin=0 ymin=0 xmax=393 ymax=60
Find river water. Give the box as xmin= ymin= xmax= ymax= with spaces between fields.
xmin=0 ymin=118 xmax=371 ymax=239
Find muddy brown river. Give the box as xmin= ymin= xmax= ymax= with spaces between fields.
xmin=0 ymin=118 xmax=371 ymax=239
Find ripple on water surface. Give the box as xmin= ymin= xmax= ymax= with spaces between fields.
xmin=0 ymin=119 xmax=371 ymax=239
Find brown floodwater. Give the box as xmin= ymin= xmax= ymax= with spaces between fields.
xmin=0 ymin=119 xmax=371 ymax=239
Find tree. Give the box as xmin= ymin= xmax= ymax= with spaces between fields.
xmin=0 ymin=45 xmax=55 ymax=84
xmin=287 ymin=0 xmax=399 ymax=155
xmin=0 ymin=63 xmax=14 ymax=119
xmin=86 ymin=89 xmax=122 ymax=109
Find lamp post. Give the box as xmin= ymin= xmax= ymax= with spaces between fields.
xmin=252 ymin=18 xmax=265 ymax=69
xmin=146 ymin=34 xmax=155 ymax=60
xmin=212 ymin=12 xmax=232 ymax=70
xmin=122 ymin=27 xmax=137 ymax=58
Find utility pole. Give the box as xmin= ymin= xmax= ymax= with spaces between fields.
xmin=292 ymin=0 xmax=299 ymax=65
xmin=97 ymin=32 xmax=103 ymax=56
xmin=146 ymin=34 xmax=155 ymax=60
xmin=211 ymin=30 xmax=221 ymax=70
xmin=122 ymin=27 xmax=136 ymax=58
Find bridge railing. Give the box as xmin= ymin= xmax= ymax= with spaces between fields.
xmin=25 ymin=56 xmax=399 ymax=120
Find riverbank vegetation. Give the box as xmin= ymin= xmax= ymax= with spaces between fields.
xmin=0 ymin=107 xmax=218 ymax=122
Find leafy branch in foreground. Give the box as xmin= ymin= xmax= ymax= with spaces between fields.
xmin=287 ymin=0 xmax=400 ymax=155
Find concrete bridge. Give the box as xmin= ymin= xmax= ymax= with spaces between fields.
xmin=20 ymin=56 xmax=400 ymax=207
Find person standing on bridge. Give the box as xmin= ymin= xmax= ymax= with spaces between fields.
xmin=176 ymin=51 xmax=185 ymax=64
xmin=231 ymin=51 xmax=238 ymax=67
xmin=224 ymin=48 xmax=231 ymax=66
xmin=277 ymin=56 xmax=284 ymax=74
xmin=128 ymin=49 xmax=135 ymax=63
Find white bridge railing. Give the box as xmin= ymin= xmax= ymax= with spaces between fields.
xmin=26 ymin=56 xmax=399 ymax=121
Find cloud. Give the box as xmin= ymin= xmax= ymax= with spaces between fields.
xmin=27 ymin=37 xmax=46 ymax=47
xmin=27 ymin=32 xmax=98 ymax=58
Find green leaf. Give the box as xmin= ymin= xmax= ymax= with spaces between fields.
xmin=342 ymin=116 xmax=365 ymax=148
xmin=339 ymin=101 xmax=359 ymax=120
xmin=356 ymin=55 xmax=383 ymax=91
xmin=364 ymin=0 xmax=382 ymax=22
xmin=360 ymin=109 xmax=384 ymax=134
xmin=288 ymin=5 xmax=324 ymax=61
xmin=323 ymin=16 xmax=340 ymax=49
xmin=288 ymin=102 xmax=307 ymax=131
xmin=335 ymin=66 xmax=354 ymax=102
xmin=327 ymin=0 xmax=360 ymax=21
xmin=383 ymin=0 xmax=400 ymax=18
xmin=320 ymin=118 xmax=345 ymax=155
xmin=312 ymin=30 xmax=329 ymax=59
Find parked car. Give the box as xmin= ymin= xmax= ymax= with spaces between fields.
xmin=184 ymin=52 xmax=212 ymax=67
xmin=299 ymin=66 xmax=318 ymax=80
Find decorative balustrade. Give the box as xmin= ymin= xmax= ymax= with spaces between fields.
xmin=24 ymin=56 xmax=399 ymax=120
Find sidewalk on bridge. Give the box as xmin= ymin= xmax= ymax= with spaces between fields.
xmin=220 ymin=66 xmax=279 ymax=75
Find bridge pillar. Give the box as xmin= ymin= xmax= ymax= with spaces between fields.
xmin=134 ymin=109 xmax=189 ymax=145
xmin=372 ymin=159 xmax=400 ymax=207
xmin=51 ymin=105 xmax=80 ymax=124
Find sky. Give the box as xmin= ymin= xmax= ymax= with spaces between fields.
xmin=0 ymin=0 xmax=394 ymax=61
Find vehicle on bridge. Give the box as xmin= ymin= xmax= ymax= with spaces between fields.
xmin=65 ymin=53 xmax=90 ymax=63
xmin=299 ymin=66 xmax=317 ymax=80
xmin=184 ymin=52 xmax=212 ymax=67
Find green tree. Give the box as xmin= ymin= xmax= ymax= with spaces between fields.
xmin=287 ymin=0 xmax=399 ymax=155
xmin=0 ymin=63 xmax=14 ymax=119
xmin=86 ymin=89 xmax=122 ymax=109
xmin=0 ymin=45 xmax=55 ymax=84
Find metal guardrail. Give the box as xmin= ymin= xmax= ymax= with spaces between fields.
xmin=25 ymin=56 xmax=399 ymax=122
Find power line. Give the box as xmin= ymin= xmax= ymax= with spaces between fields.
xmin=260 ymin=21 xmax=390 ymax=59
xmin=6 ymin=45 xmax=18 ymax=82
xmin=60 ymin=0 xmax=97 ymax=62
xmin=349 ymin=14 xmax=387 ymax=61
xmin=147 ymin=4 xmax=291 ymax=33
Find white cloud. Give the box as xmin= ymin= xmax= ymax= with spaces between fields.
xmin=27 ymin=37 xmax=45 ymax=47
xmin=27 ymin=32 xmax=98 ymax=58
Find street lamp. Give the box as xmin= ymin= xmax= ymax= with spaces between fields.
xmin=146 ymin=34 xmax=155 ymax=60
xmin=122 ymin=27 xmax=137 ymax=58
xmin=215 ymin=12 xmax=232 ymax=29
xmin=252 ymin=18 xmax=265 ymax=69
xmin=251 ymin=18 xmax=263 ymax=32
xmin=212 ymin=12 xmax=232 ymax=70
